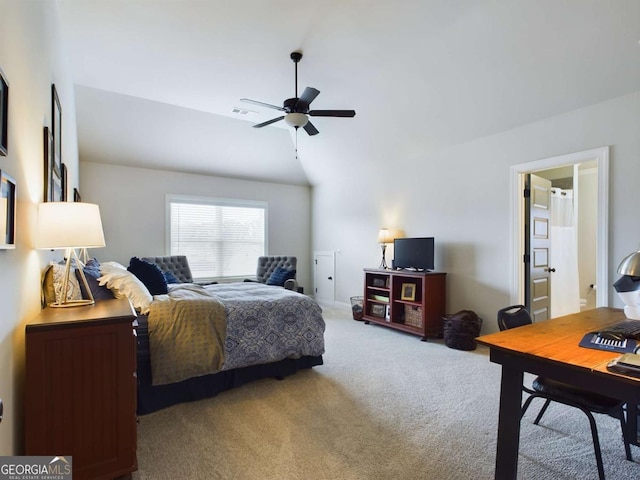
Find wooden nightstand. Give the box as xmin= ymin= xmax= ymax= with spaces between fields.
xmin=25 ymin=298 xmax=137 ymax=480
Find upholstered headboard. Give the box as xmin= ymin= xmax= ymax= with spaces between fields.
xmin=142 ymin=256 xmax=194 ymax=283
xmin=256 ymin=256 xmax=297 ymax=284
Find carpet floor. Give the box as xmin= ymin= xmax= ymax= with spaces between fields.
xmin=133 ymin=305 xmax=640 ymax=479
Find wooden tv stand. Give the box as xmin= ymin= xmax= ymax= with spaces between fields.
xmin=362 ymin=268 xmax=446 ymax=340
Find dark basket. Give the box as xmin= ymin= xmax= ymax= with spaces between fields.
xmin=350 ymin=296 xmax=364 ymax=321
xmin=443 ymin=310 xmax=483 ymax=351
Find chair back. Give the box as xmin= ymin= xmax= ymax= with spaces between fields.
xmin=497 ymin=305 xmax=532 ymax=331
xmin=142 ymin=255 xmax=194 ymax=283
xmin=256 ymin=256 xmax=297 ymax=283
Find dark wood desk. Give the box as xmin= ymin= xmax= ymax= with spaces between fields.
xmin=477 ymin=307 xmax=640 ymax=479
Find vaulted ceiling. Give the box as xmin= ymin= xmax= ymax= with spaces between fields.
xmin=58 ymin=0 xmax=640 ymax=186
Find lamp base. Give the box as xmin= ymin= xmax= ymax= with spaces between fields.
xmin=49 ymin=299 xmax=96 ymax=308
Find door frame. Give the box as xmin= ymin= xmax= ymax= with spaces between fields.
xmin=510 ymin=146 xmax=609 ymax=308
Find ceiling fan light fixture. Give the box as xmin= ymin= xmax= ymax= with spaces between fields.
xmin=284 ymin=112 xmax=309 ymax=128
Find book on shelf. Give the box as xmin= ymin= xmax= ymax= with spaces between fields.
xmin=371 ymin=294 xmax=389 ymax=303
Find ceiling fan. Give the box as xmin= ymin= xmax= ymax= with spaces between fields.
xmin=240 ymin=51 xmax=356 ymax=136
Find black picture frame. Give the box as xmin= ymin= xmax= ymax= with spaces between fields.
xmin=43 ymin=127 xmax=54 ymax=201
xmin=73 ymin=187 xmax=81 ymax=202
xmin=0 ymin=170 xmax=16 ymax=249
xmin=0 ymin=68 xmax=8 ymax=156
xmin=61 ymin=163 xmax=67 ymax=201
xmin=51 ymin=84 xmax=62 ymax=177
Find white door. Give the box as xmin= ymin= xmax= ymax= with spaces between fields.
xmin=525 ymin=174 xmax=552 ymax=322
xmin=314 ymin=251 xmax=335 ymax=303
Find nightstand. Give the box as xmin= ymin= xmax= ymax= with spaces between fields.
xmin=25 ymin=298 xmax=137 ymax=480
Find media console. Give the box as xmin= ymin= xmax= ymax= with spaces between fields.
xmin=363 ymin=268 xmax=446 ymax=341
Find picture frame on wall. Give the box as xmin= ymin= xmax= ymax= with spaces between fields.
xmin=73 ymin=188 xmax=81 ymax=202
xmin=0 ymin=68 xmax=8 ymax=156
xmin=61 ymin=163 xmax=67 ymax=201
xmin=43 ymin=127 xmax=54 ymax=201
xmin=0 ymin=170 xmax=16 ymax=249
xmin=51 ymin=84 xmax=62 ymax=176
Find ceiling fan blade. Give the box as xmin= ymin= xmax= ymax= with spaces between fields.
xmin=303 ymin=121 xmax=319 ymax=136
xmin=309 ymin=109 xmax=356 ymax=117
xmin=240 ymin=98 xmax=285 ymax=111
xmin=296 ymin=87 xmax=320 ymax=110
xmin=253 ymin=116 xmax=285 ymax=128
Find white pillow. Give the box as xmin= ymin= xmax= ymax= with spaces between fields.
xmin=51 ymin=263 xmax=83 ymax=303
xmin=98 ymin=267 xmax=152 ymax=314
xmin=100 ymin=261 xmax=127 ymax=272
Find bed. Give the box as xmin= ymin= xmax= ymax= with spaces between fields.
xmin=42 ymin=257 xmax=326 ymax=415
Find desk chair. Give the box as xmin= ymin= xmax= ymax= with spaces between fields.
xmin=497 ymin=305 xmax=633 ymax=480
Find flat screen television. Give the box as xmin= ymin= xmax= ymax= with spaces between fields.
xmin=392 ymin=237 xmax=435 ymax=271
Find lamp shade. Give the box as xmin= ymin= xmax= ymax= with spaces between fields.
xmin=284 ymin=113 xmax=309 ymax=128
xmin=377 ymin=228 xmax=394 ymax=244
xmin=37 ymin=202 xmax=105 ymax=249
xmin=618 ymin=250 xmax=640 ymax=277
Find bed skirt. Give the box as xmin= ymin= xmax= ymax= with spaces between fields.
xmin=136 ymin=315 xmax=323 ymax=415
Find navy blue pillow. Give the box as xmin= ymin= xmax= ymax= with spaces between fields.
xmin=266 ymin=267 xmax=296 ymax=286
xmin=163 ymin=270 xmax=180 ymax=284
xmin=128 ymin=257 xmax=168 ymax=295
xmin=75 ymin=258 xmax=115 ymax=301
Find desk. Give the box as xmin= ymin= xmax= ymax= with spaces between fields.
xmin=477 ymin=307 xmax=640 ymax=479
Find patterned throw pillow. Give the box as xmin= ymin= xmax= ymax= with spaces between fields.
xmin=51 ymin=263 xmax=83 ymax=303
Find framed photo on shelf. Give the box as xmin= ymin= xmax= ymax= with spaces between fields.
xmin=0 ymin=68 xmax=8 ymax=156
xmin=372 ymin=277 xmax=386 ymax=288
xmin=0 ymin=170 xmax=16 ymax=249
xmin=401 ymin=283 xmax=416 ymax=301
xmin=371 ymin=304 xmax=386 ymax=318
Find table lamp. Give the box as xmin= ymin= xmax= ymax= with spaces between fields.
xmin=377 ymin=228 xmax=395 ymax=269
xmin=614 ymin=249 xmax=640 ymax=320
xmin=37 ymin=202 xmax=106 ymax=307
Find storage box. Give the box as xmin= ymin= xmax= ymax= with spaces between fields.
xmin=404 ymin=305 xmax=422 ymax=328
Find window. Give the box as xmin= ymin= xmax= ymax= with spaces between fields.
xmin=167 ymin=195 xmax=267 ymax=280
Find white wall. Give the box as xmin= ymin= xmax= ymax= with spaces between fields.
xmin=313 ymin=90 xmax=640 ymax=333
xmin=80 ymin=162 xmax=312 ymax=288
xmin=0 ymin=0 xmax=79 ymax=454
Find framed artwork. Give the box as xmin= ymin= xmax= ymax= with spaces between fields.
xmin=372 ymin=277 xmax=386 ymax=288
xmin=371 ymin=304 xmax=386 ymax=318
xmin=401 ymin=283 xmax=416 ymax=301
xmin=43 ymin=127 xmax=53 ymax=201
xmin=73 ymin=188 xmax=81 ymax=202
xmin=0 ymin=68 xmax=8 ymax=156
xmin=0 ymin=170 xmax=16 ymax=249
xmin=51 ymin=84 xmax=62 ymax=177
xmin=61 ymin=163 xmax=67 ymax=201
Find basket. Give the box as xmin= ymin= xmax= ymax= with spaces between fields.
xmin=443 ymin=310 xmax=483 ymax=351
xmin=350 ymin=296 xmax=364 ymax=321
xmin=404 ymin=305 xmax=422 ymax=328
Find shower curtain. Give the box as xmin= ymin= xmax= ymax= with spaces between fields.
xmin=550 ymin=189 xmax=581 ymax=317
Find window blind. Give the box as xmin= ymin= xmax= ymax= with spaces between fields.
xmin=168 ymin=197 xmax=266 ymax=280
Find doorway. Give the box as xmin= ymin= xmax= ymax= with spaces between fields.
xmin=510 ymin=147 xmax=609 ymax=315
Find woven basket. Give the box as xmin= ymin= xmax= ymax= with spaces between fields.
xmin=404 ymin=305 xmax=422 ymax=328
xmin=443 ymin=310 xmax=482 ymax=351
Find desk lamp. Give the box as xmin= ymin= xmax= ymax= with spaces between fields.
xmin=37 ymin=202 xmax=106 ymax=307
xmin=614 ymin=249 xmax=640 ymax=320
xmin=377 ymin=228 xmax=394 ymax=269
